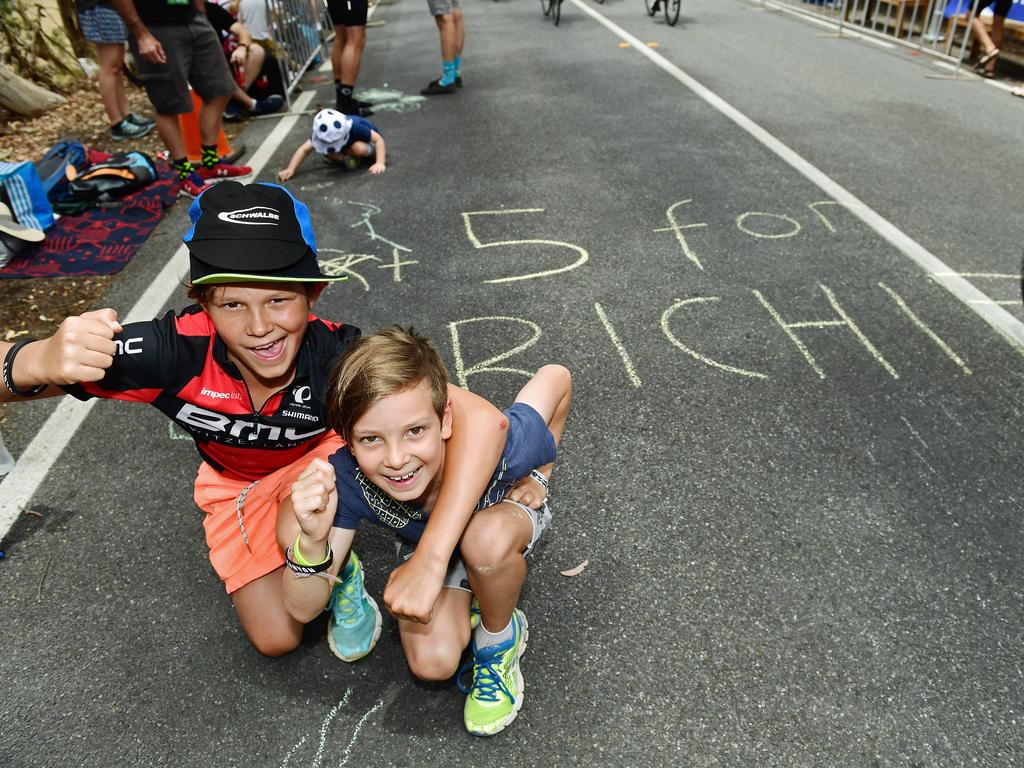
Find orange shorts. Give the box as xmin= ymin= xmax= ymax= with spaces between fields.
xmin=194 ymin=433 xmax=344 ymax=594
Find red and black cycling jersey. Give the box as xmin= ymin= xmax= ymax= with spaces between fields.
xmin=62 ymin=305 xmax=360 ymax=482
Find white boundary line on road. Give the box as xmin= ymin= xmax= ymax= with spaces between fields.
xmin=572 ymin=0 xmax=1024 ymax=349
xmin=0 ymin=90 xmax=317 ymax=540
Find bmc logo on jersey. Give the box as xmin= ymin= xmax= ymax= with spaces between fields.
xmin=217 ymin=206 xmax=280 ymax=225
xmin=175 ymin=403 xmax=325 ymax=442
xmin=113 ymin=337 xmax=143 ymax=355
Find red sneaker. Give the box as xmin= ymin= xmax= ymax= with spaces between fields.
xmin=178 ymin=172 xmax=212 ymax=199
xmin=196 ymin=161 xmax=253 ymax=182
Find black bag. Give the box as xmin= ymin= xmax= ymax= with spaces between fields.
xmin=65 ymin=151 xmax=158 ymax=205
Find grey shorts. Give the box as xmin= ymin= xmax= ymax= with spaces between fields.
xmin=129 ymin=17 xmax=236 ymax=115
xmin=395 ymin=498 xmax=551 ymax=593
xmin=426 ymin=0 xmax=460 ymax=17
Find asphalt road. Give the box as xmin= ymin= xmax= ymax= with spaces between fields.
xmin=2 ymin=1 xmax=1023 ymax=766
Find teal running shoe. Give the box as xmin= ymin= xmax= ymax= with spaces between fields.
xmin=327 ymin=550 xmax=382 ymax=662
xmin=458 ymin=609 xmax=529 ymax=736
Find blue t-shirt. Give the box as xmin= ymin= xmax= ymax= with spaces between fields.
xmin=330 ymin=402 xmax=556 ymax=540
xmin=343 ymin=116 xmax=376 ymax=151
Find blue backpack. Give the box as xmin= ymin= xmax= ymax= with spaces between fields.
xmin=35 ymin=139 xmax=89 ymax=202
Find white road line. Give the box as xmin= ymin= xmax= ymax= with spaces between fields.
xmin=572 ymin=0 xmax=1024 ymax=354
xmin=0 ymin=90 xmax=317 ymax=540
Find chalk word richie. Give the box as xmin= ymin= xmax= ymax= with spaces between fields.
xmin=448 ymin=282 xmax=972 ymax=390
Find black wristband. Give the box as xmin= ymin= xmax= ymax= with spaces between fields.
xmin=3 ymin=340 xmax=46 ymax=398
xmin=285 ymin=541 xmax=333 ymax=575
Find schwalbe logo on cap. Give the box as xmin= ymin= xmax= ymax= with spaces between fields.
xmin=217 ymin=206 xmax=281 ymax=225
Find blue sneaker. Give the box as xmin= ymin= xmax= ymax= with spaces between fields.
xmin=458 ymin=609 xmax=529 ymax=736
xmin=327 ymin=550 xmax=382 ymax=662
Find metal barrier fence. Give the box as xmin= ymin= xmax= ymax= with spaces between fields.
xmin=749 ymin=0 xmax=996 ymax=70
xmin=263 ymin=0 xmax=334 ymax=106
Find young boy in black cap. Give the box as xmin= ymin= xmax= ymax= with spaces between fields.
xmin=0 ymin=181 xmax=507 ymax=657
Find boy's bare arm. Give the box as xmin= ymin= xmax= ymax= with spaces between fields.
xmin=383 ymin=385 xmax=508 ymax=624
xmin=281 ymin=458 xmax=356 ymax=622
xmin=110 ymin=0 xmax=166 ymax=64
xmin=1 ymin=309 xmax=122 ymax=403
xmin=278 ymin=140 xmax=315 ymax=182
xmin=368 ymin=132 xmax=386 ymax=175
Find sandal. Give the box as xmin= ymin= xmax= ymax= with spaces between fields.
xmin=975 ymin=48 xmax=1000 ymax=70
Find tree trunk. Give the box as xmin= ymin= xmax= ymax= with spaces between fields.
xmin=0 ymin=62 xmax=67 ymax=116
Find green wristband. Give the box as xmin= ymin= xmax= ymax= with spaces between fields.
xmin=292 ymin=534 xmax=331 ymax=567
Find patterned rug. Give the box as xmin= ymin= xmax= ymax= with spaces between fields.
xmin=0 ymin=167 xmax=179 ymax=279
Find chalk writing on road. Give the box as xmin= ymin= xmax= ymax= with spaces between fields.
xmin=446 ymin=281 xmax=973 ymax=391
xmin=317 ymin=201 xmax=416 ymax=289
xmin=461 ymin=209 xmax=589 ymax=283
xmin=278 ymin=686 xmax=390 ymax=768
xmin=355 ymin=86 xmax=426 ymax=114
xmin=654 ymin=199 xmax=862 ymax=270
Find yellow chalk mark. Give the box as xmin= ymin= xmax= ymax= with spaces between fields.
xmin=318 ymin=249 xmax=381 ymax=292
xmin=819 ymin=284 xmax=899 ymax=379
xmin=461 ymin=209 xmax=589 ymax=284
xmin=376 ymin=247 xmax=418 ymax=282
xmin=806 ymin=200 xmax=864 ymax=233
xmin=660 ymin=297 xmax=768 ymax=379
xmin=753 ymin=290 xmax=826 ymax=379
xmin=654 ymin=199 xmax=706 ymax=271
xmin=647 ymin=42 xmax=659 ymax=48
xmin=736 ymin=211 xmax=801 ymax=239
xmin=619 ymin=42 xmax=631 ymax=48
xmin=448 ymin=316 xmax=540 ymax=390
xmin=753 ymin=286 xmax=898 ymax=380
xmin=594 ymin=303 xmax=641 ymax=388
xmin=877 ymin=282 xmax=972 ymax=375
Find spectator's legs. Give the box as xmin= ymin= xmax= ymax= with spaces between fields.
xmin=199 ymin=94 xmax=232 ymax=145
xmin=970 ymin=13 xmax=1003 ymax=75
xmin=427 ymin=11 xmax=461 ymax=90
xmin=95 ymin=42 xmax=128 ymax=126
xmin=332 ymin=24 xmax=367 ymax=113
xmin=155 ymin=114 xmax=188 ymax=162
xmin=240 ymin=44 xmax=266 ymax=91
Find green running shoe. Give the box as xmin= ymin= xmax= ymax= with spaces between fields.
xmin=470 ymin=597 xmax=480 ymax=630
xmin=458 ymin=609 xmax=529 ymax=736
xmin=327 ymin=550 xmax=382 ymax=662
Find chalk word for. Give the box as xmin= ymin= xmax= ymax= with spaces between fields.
xmin=654 ymin=199 xmax=857 ymax=271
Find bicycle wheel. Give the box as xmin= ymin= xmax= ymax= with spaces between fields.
xmin=665 ymin=0 xmax=680 ymax=26
xmin=541 ymin=0 xmax=552 ymax=16
xmin=553 ymin=0 xmax=562 ymax=25
xmin=644 ymin=0 xmax=657 ymax=16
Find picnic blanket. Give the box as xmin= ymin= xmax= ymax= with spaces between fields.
xmin=0 ymin=166 xmax=178 ymax=280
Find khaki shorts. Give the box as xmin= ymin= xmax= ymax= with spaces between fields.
xmin=195 ymin=433 xmax=344 ymax=594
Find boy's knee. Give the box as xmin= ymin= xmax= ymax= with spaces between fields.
xmin=406 ymin=645 xmax=461 ymax=681
xmin=249 ymin=633 xmax=301 ymax=658
xmin=461 ymin=517 xmax=519 ymax=569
